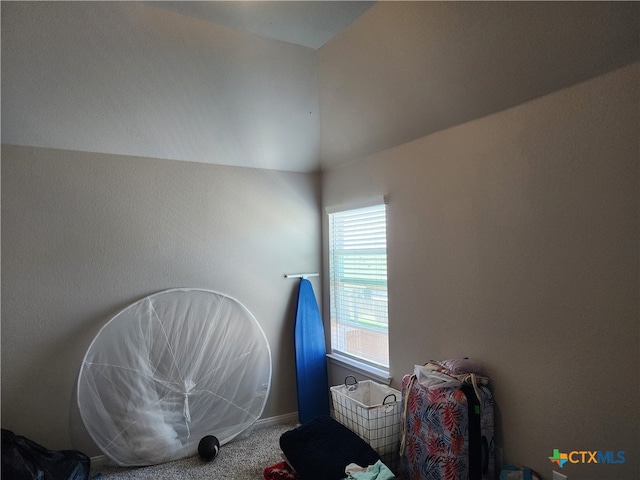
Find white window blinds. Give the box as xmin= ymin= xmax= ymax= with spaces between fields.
xmin=328 ymin=202 xmax=389 ymax=369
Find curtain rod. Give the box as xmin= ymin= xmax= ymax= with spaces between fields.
xmin=284 ymin=273 xmax=319 ymax=279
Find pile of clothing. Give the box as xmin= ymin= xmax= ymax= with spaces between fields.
xmin=262 ymin=416 xmax=394 ymax=480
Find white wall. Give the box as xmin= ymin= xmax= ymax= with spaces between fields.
xmin=1 ymin=145 xmax=320 ymax=455
xmin=1 ymin=2 xmax=319 ymax=172
xmin=322 ymin=64 xmax=639 ymax=480
xmin=318 ymin=1 xmax=639 ymax=169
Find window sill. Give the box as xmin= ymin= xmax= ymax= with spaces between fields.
xmin=326 ymin=353 xmax=392 ymax=385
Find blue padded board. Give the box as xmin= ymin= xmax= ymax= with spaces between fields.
xmin=294 ymin=279 xmax=330 ymax=424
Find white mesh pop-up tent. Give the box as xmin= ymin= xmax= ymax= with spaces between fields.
xmin=77 ymin=288 xmax=272 ymax=466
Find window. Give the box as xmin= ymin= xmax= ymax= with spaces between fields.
xmin=328 ymin=200 xmax=389 ymax=370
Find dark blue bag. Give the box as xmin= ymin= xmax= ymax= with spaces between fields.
xmin=1 ymin=429 xmax=90 ymax=480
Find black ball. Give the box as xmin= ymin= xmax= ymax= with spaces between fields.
xmin=198 ymin=435 xmax=220 ymax=462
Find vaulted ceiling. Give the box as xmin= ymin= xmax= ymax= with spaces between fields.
xmin=2 ymin=1 xmax=638 ymax=172
xmin=147 ymin=1 xmax=375 ymax=49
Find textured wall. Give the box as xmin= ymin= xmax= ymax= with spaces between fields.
xmin=319 ymin=1 xmax=639 ymax=169
xmin=1 ymin=146 xmax=320 ymax=455
xmin=322 ymin=64 xmax=639 ymax=480
xmin=1 ymin=2 xmax=319 ymax=172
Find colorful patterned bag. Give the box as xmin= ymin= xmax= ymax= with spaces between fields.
xmin=400 ymin=360 xmax=495 ymax=480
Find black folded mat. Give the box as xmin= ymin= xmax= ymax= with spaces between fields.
xmin=279 ymin=415 xmax=380 ymax=480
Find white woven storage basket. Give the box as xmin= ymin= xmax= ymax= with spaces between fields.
xmin=330 ymin=376 xmax=402 ymax=470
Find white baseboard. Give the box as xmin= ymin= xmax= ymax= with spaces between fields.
xmin=251 ymin=411 xmax=299 ymax=431
xmin=90 ymin=454 xmax=111 ymax=468
xmin=89 ymin=411 xmax=299 ymax=468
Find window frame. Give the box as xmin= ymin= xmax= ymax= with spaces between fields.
xmin=326 ymin=197 xmax=390 ymax=382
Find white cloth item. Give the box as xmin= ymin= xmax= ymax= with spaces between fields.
xmin=344 ymin=460 xmax=394 ymax=480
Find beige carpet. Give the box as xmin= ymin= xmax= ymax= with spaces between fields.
xmin=89 ymin=422 xmax=297 ymax=480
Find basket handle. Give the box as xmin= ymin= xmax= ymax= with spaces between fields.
xmin=382 ymin=393 xmax=396 ymax=405
xmin=345 ymin=375 xmax=358 ymax=391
